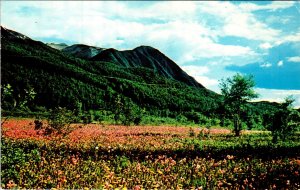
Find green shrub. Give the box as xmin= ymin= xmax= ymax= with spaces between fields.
xmin=46 ymin=107 xmax=75 ymax=135
xmin=176 ymin=114 xmax=188 ymax=124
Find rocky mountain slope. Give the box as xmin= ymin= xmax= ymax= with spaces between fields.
xmin=62 ymin=44 xmax=105 ymax=59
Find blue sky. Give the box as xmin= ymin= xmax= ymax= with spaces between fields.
xmin=1 ymin=1 xmax=300 ymax=107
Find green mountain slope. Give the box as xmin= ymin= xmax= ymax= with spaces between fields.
xmin=90 ymin=46 xmax=203 ymax=88
xmin=1 ymin=26 xmax=221 ymax=117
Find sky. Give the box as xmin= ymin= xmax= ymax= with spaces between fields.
xmin=1 ymin=1 xmax=300 ymax=107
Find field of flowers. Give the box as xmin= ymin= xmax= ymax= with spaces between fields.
xmin=2 ymin=119 xmax=300 ymax=189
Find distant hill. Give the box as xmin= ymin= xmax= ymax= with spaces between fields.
xmin=62 ymin=44 xmax=105 ymax=59
xmin=46 ymin=43 xmax=68 ymax=50
xmin=1 ymin=26 xmax=220 ymax=116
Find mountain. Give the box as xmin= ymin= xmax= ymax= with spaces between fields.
xmin=90 ymin=46 xmax=203 ymax=88
xmin=62 ymin=44 xmax=105 ymax=59
xmin=61 ymin=43 xmax=203 ymax=88
xmin=46 ymin=43 xmax=68 ymax=50
xmin=1 ymin=26 xmax=220 ymax=116
xmin=1 ymin=26 xmax=30 ymax=40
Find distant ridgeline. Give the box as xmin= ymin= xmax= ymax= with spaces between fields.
xmin=1 ymin=26 xmax=283 ymax=125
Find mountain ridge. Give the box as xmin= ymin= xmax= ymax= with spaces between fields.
xmin=90 ymin=45 xmax=204 ymax=88
xmin=1 ymin=26 xmax=220 ymax=115
xmin=1 ymin=26 xmax=30 ymax=40
xmin=45 ymin=42 xmax=204 ymax=88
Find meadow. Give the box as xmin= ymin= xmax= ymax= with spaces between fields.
xmin=2 ymin=118 xmax=300 ymax=189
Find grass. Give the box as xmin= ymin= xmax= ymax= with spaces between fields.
xmin=1 ymin=118 xmax=300 ymax=189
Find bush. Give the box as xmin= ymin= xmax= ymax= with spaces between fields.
xmin=82 ymin=110 xmax=93 ymax=124
xmin=93 ymin=110 xmax=105 ymax=122
xmin=198 ymin=114 xmax=210 ymax=125
xmin=185 ymin=111 xmax=200 ymax=123
xmin=46 ymin=107 xmax=75 ymax=135
xmin=210 ymin=118 xmax=220 ymax=127
xmin=112 ymin=96 xmax=144 ymax=126
xmin=120 ymin=102 xmax=143 ymax=126
xmin=176 ymin=114 xmax=188 ymax=124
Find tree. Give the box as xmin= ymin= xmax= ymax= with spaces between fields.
xmin=111 ymin=95 xmax=144 ymax=126
xmin=270 ymin=96 xmax=300 ymax=143
xmin=45 ymin=107 xmax=76 ymax=135
xmin=220 ymin=73 xmax=258 ymax=136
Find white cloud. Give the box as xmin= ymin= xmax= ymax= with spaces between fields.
xmin=259 ymin=42 xmax=273 ymax=50
xmin=287 ymin=56 xmax=300 ymax=62
xmin=260 ymin=63 xmax=272 ymax=68
xmin=145 ymin=1 xmax=197 ymax=20
xmin=277 ymin=60 xmax=283 ymax=67
xmin=197 ymin=1 xmax=281 ymax=42
xmin=181 ymin=65 xmax=210 ymax=76
xmin=194 ymin=76 xmax=219 ymax=88
xmin=239 ymin=1 xmax=295 ymax=12
xmin=181 ymin=65 xmax=218 ymax=89
xmin=223 ymin=15 xmax=280 ymax=42
xmin=255 ymin=88 xmax=300 ymax=108
xmin=283 ymin=31 xmax=300 ymax=43
xmin=275 ymin=30 xmax=300 ymax=46
xmin=265 ymin=15 xmax=292 ymax=25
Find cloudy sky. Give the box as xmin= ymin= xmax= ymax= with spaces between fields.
xmin=2 ymin=1 xmax=300 ymax=107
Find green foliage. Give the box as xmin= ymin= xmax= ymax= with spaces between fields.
xmin=1 ymin=138 xmax=41 ymax=187
xmin=82 ymin=110 xmax=94 ymax=124
xmin=176 ymin=114 xmax=188 ymax=124
xmin=1 ymin=84 xmax=14 ymax=110
xmin=1 ymin=83 xmax=36 ymax=111
xmin=111 ymin=95 xmax=144 ymax=126
xmin=46 ymin=107 xmax=75 ymax=135
xmin=220 ymin=73 xmax=258 ymax=136
xmin=269 ymin=96 xmax=300 ymax=143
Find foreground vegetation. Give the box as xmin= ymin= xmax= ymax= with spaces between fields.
xmin=2 ymin=119 xmax=300 ymax=189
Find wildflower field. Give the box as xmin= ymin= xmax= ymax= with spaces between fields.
xmin=2 ymin=119 xmax=300 ymax=189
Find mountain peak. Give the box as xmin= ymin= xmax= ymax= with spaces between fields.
xmin=62 ymin=44 xmax=105 ymax=59
xmin=91 ymin=45 xmax=204 ymax=88
xmin=134 ymin=45 xmax=155 ymax=50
